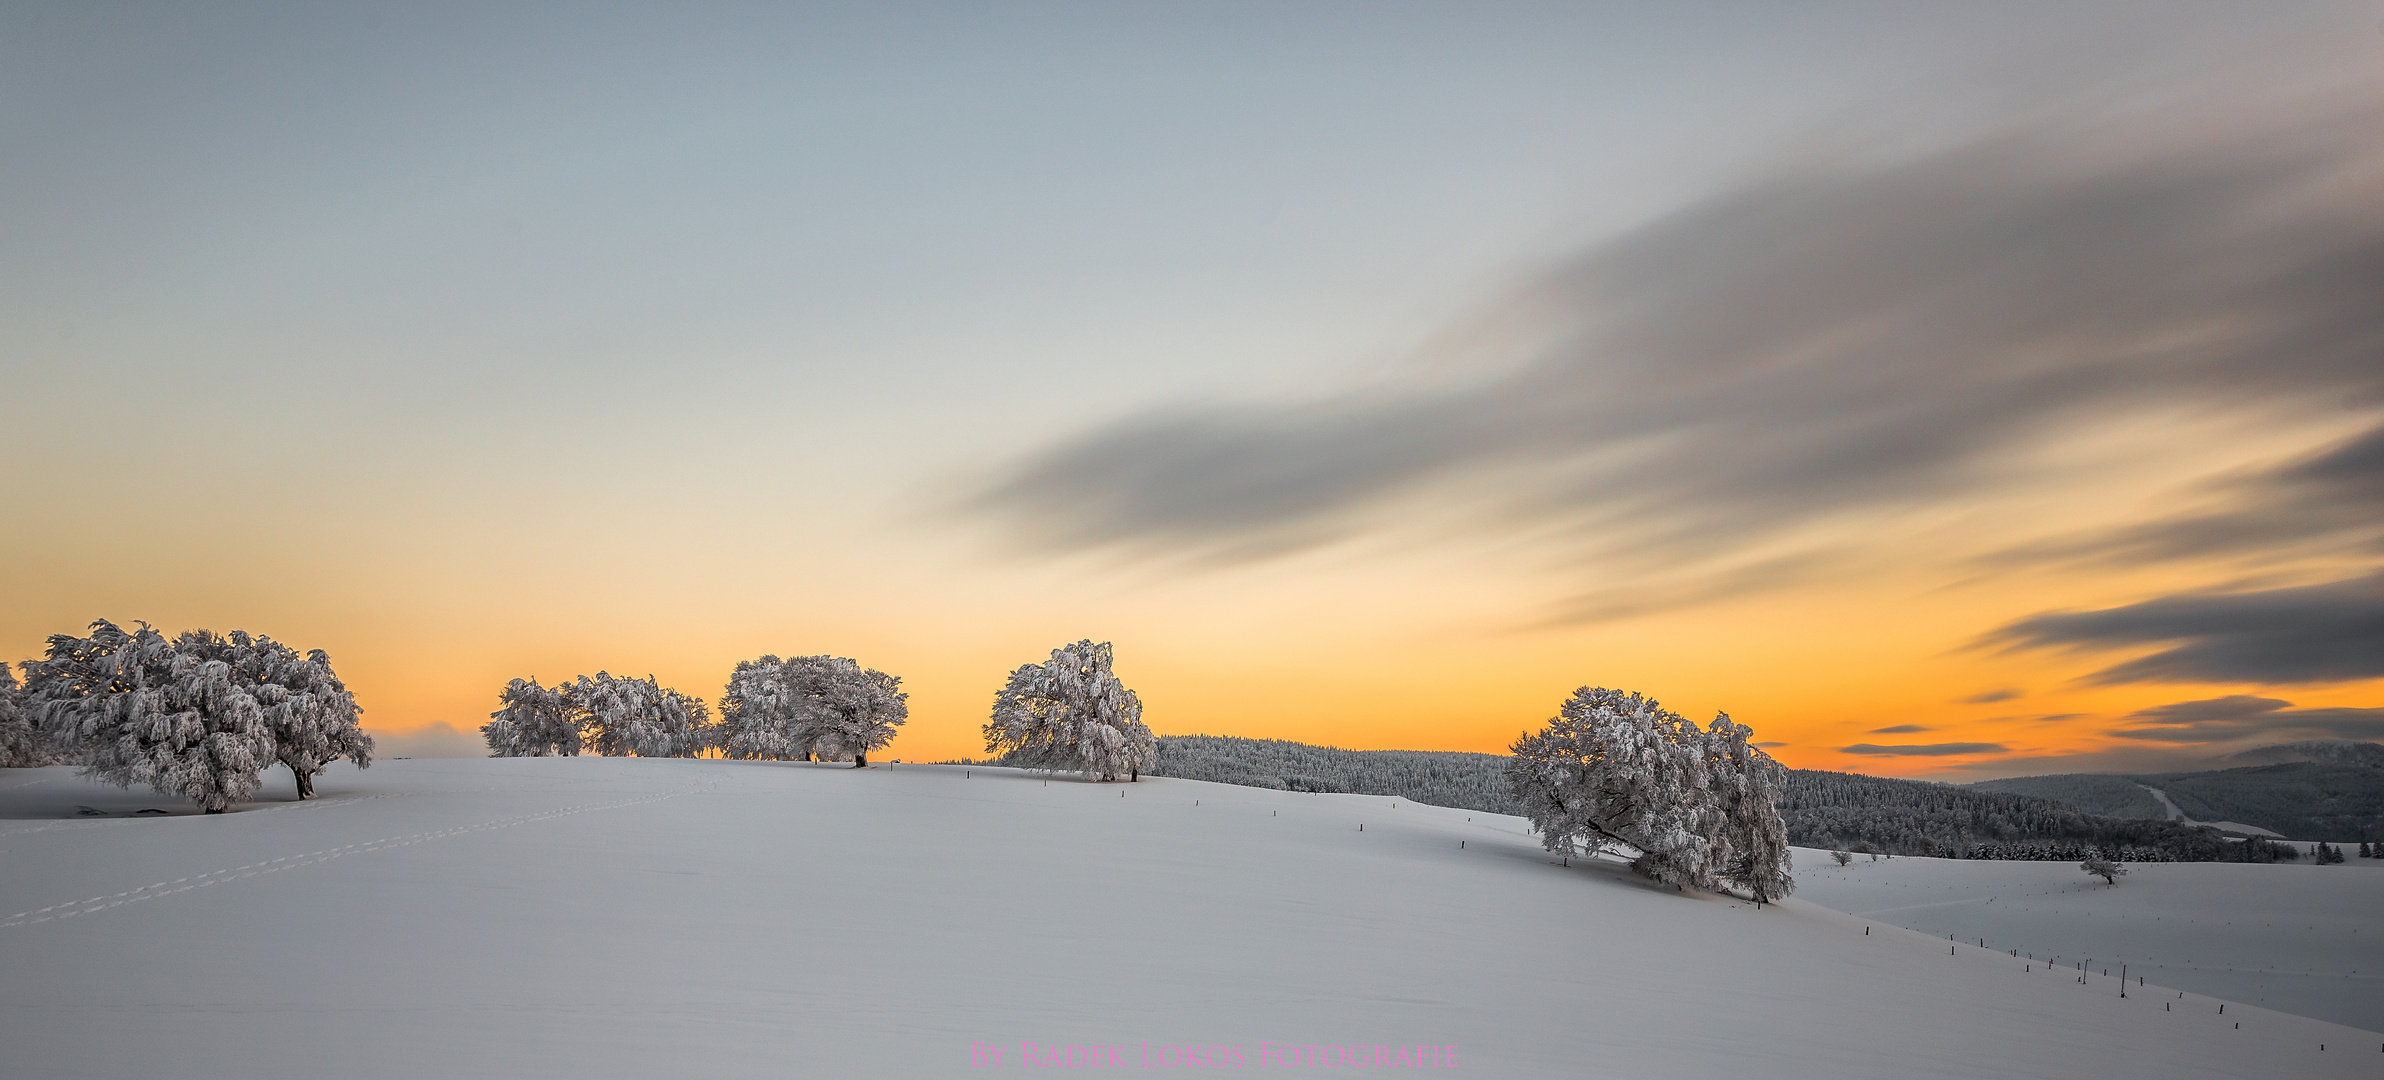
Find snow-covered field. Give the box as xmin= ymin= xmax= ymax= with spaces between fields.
xmin=1791 ymin=846 xmax=2384 ymax=1033
xmin=3 ymin=759 xmax=2375 ymax=1078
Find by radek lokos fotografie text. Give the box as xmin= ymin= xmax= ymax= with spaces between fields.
xmin=969 ymin=1042 xmax=1458 ymax=1068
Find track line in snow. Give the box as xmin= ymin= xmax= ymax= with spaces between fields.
xmin=1 ymin=789 xmax=691 ymax=929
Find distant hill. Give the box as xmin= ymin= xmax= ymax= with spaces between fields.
xmin=1971 ymin=743 xmax=2384 ymax=842
xmin=1135 ymin=734 xmax=2239 ymax=861
xmin=2135 ymin=762 xmax=2384 ymax=842
xmin=1969 ymin=774 xmax=2165 ymax=819
xmin=2221 ymin=740 xmax=2384 ymax=768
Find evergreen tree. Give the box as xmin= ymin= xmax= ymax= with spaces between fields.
xmin=984 ymin=640 xmax=1153 ymax=781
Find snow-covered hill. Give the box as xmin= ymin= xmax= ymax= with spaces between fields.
xmin=2 ymin=759 xmax=2374 ymax=1078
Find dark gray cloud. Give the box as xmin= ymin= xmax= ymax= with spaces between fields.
xmin=969 ymin=94 xmax=2384 ymax=617
xmin=1869 ymin=724 xmax=1932 ymax=734
xmin=2106 ymin=693 xmax=2384 ymax=743
xmin=1959 ymin=688 xmax=2023 ymax=704
xmin=1842 ymin=742 xmax=2009 ymax=757
xmin=1985 ymin=571 xmax=2384 ymax=684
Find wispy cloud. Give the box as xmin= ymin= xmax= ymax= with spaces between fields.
xmin=1982 ymin=421 xmax=2384 ymax=570
xmin=2106 ymin=694 xmax=2384 ymax=743
xmin=1842 ymin=742 xmax=2009 ymax=757
xmin=1869 ymin=724 xmax=1932 ymax=734
xmin=1983 ymin=571 xmax=2384 ymax=684
xmin=1959 ymin=689 xmax=2023 ymax=704
xmin=967 ymin=90 xmax=2384 ymax=622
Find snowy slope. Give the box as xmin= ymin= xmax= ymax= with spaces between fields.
xmin=2 ymin=759 xmax=2376 ymax=1079
xmin=1790 ymin=847 xmax=2384 ymax=1032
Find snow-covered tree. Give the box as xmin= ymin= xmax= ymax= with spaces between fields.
xmin=1505 ymin=687 xmax=1718 ymax=888
xmin=2081 ymin=856 xmax=2126 ymax=884
xmin=797 ymin=656 xmax=906 ymax=767
xmin=173 ymin=630 xmax=371 ymax=799
xmin=1505 ymin=686 xmax=1794 ymax=899
xmin=716 ymin=655 xmax=905 ymax=766
xmin=575 ymin=672 xmax=710 ymax=758
xmin=984 ymin=640 xmax=1153 ymax=781
xmin=718 ymin=655 xmax=812 ymax=760
xmin=0 ymin=662 xmax=48 ymax=768
xmin=1831 ymin=850 xmax=1854 ymax=866
xmin=1704 ymin=712 xmax=1795 ymax=903
xmin=25 ymin=620 xmax=278 ymax=812
xmin=482 ymin=677 xmax=583 ymax=756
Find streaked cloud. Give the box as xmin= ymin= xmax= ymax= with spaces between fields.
xmin=969 ymin=89 xmax=2384 ymax=625
xmin=1869 ymin=724 xmax=1932 ymax=734
xmin=1958 ymin=689 xmax=2022 ymax=704
xmin=1983 ymin=421 xmax=2384 ymax=570
xmin=2106 ymin=694 xmax=2384 ymax=743
xmin=1985 ymin=571 xmax=2384 ymax=684
xmin=1842 ymin=742 xmax=2009 ymax=757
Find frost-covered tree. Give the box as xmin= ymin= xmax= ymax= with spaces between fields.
xmin=718 ymin=655 xmax=813 ymax=760
xmin=1831 ymin=850 xmax=1854 ymax=866
xmin=2081 ymin=856 xmax=2126 ymax=884
xmin=717 ymin=655 xmax=905 ymax=766
xmin=575 ymin=672 xmax=710 ymax=758
xmin=173 ymin=630 xmax=371 ymax=799
xmin=1505 ymin=686 xmax=1794 ymax=899
xmin=0 ymin=662 xmax=47 ymax=768
xmin=1506 ymin=687 xmax=1718 ymax=888
xmin=25 ymin=620 xmax=278 ymax=812
xmin=783 ymin=656 xmax=906 ymax=767
xmin=984 ymin=639 xmax=1154 ymax=782
xmin=482 ymin=677 xmax=583 ymax=756
xmin=1704 ymin=712 xmax=1795 ymax=903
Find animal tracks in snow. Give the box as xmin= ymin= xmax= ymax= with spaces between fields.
xmin=2 ymin=789 xmax=690 ymax=929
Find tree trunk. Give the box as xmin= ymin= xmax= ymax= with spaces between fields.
xmin=292 ymin=763 xmax=315 ymax=800
xmin=1131 ymin=768 xmax=1139 ymax=782
xmin=853 ymin=752 xmax=867 ymax=768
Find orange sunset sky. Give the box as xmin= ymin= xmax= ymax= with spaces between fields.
xmin=5 ymin=4 xmax=2380 ymax=779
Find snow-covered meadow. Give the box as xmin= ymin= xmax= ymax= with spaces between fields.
xmin=1791 ymin=846 xmax=2384 ymax=1032
xmin=4 ymin=758 xmax=2375 ymax=1078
